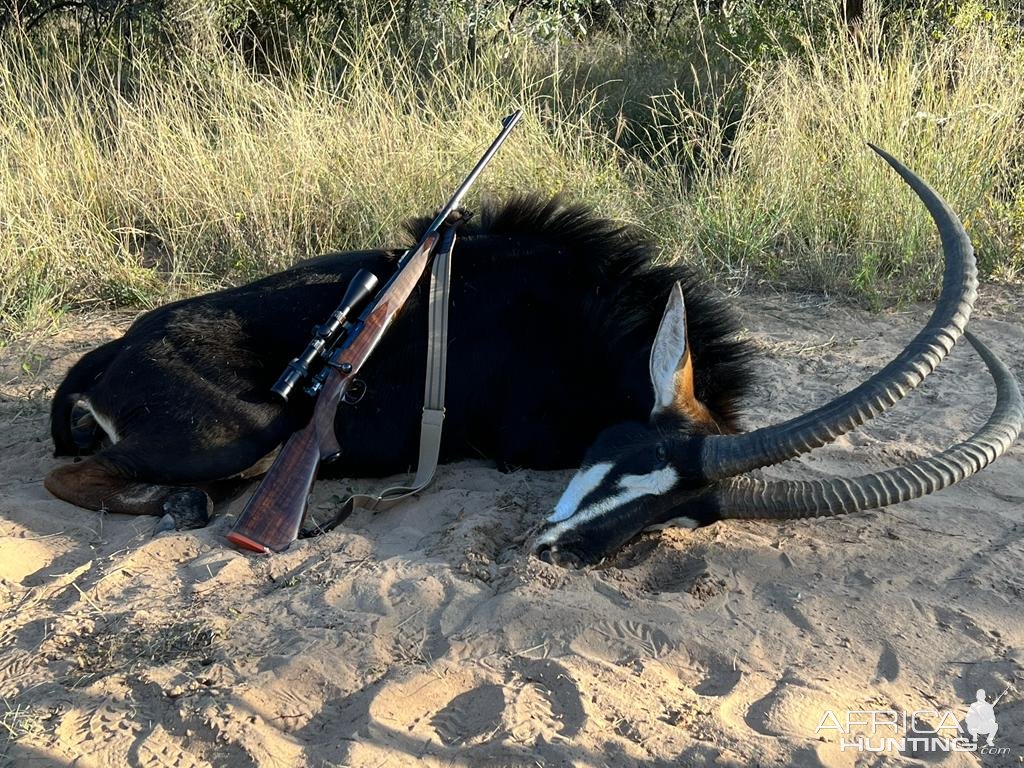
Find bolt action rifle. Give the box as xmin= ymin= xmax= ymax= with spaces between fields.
xmin=226 ymin=109 xmax=523 ymax=553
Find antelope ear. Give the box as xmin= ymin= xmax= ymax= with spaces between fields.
xmin=649 ymin=284 xmax=718 ymax=426
xmin=650 ymin=283 xmax=690 ymax=415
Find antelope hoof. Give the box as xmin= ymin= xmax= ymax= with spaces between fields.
xmin=156 ymin=489 xmax=212 ymax=534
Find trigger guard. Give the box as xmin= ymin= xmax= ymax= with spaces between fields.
xmin=342 ymin=379 xmax=367 ymax=405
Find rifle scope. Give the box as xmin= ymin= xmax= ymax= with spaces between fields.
xmin=271 ymin=268 xmax=379 ymax=401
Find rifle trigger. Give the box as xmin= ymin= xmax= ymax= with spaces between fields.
xmin=343 ymin=379 xmax=367 ymax=405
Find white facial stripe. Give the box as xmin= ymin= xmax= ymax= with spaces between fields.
xmin=617 ymin=466 xmax=679 ymax=495
xmin=83 ymin=398 xmax=120 ymax=444
xmin=548 ymin=462 xmax=613 ymax=523
xmin=538 ymin=466 xmax=679 ymax=548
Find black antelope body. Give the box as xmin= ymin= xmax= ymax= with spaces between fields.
xmin=46 ymin=148 xmax=1023 ymax=565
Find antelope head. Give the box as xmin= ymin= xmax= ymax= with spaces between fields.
xmin=533 ymin=146 xmax=1023 ymax=568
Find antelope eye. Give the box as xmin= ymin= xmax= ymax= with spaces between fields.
xmin=655 ymin=445 xmax=668 ymax=462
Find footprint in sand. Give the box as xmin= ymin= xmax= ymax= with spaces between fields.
xmin=369 ymin=668 xmax=507 ymax=749
xmin=507 ymin=658 xmax=587 ymax=742
xmin=428 ymin=683 xmax=506 ymax=746
xmin=0 ymin=648 xmax=36 ymax=697
xmin=570 ymin=619 xmax=673 ymax=665
xmin=56 ymin=698 xmax=145 ymax=765
xmin=740 ymin=674 xmax=834 ymax=739
xmin=368 ymin=659 xmax=587 ymax=750
xmin=689 ymin=647 xmax=742 ymax=698
xmin=702 ymin=666 xmax=828 ymax=745
xmin=134 ymin=725 xmax=213 ymax=768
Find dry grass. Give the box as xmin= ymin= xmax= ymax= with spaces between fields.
xmin=672 ymin=10 xmax=1024 ymax=305
xmin=0 ymin=5 xmax=1021 ymax=338
xmin=0 ymin=18 xmax=638 ymax=338
xmin=41 ymin=614 xmax=221 ymax=687
xmin=0 ymin=698 xmax=46 ymax=750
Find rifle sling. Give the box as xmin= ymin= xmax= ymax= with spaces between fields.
xmin=334 ymin=225 xmax=456 ymax=518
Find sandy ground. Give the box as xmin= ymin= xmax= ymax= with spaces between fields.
xmin=0 ymin=287 xmax=1022 ymax=768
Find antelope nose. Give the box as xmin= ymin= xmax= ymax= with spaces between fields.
xmin=532 ymin=541 xmax=584 ymax=569
xmin=534 ymin=541 xmax=554 ymax=563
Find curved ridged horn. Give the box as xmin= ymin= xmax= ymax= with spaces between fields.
xmin=698 ymin=145 xmax=977 ymax=481
xmin=712 ymin=331 xmax=1023 ymax=519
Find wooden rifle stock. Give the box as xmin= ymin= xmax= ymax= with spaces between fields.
xmin=226 ymin=370 xmax=350 ymax=553
xmin=226 ymin=232 xmax=440 ymax=553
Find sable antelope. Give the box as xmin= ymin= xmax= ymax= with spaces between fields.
xmin=45 ymin=149 xmax=1022 ymax=565
xmin=534 ymin=147 xmax=1023 ymax=566
xmin=46 ymin=194 xmax=753 ymax=525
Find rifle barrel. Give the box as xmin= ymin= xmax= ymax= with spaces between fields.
xmin=423 ymin=109 xmax=523 ymax=237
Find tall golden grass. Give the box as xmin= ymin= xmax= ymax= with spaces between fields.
xmin=0 ymin=7 xmax=1021 ymax=339
xmin=678 ymin=11 xmax=1024 ymax=304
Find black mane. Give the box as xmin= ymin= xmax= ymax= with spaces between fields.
xmin=408 ymin=194 xmax=754 ymax=427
